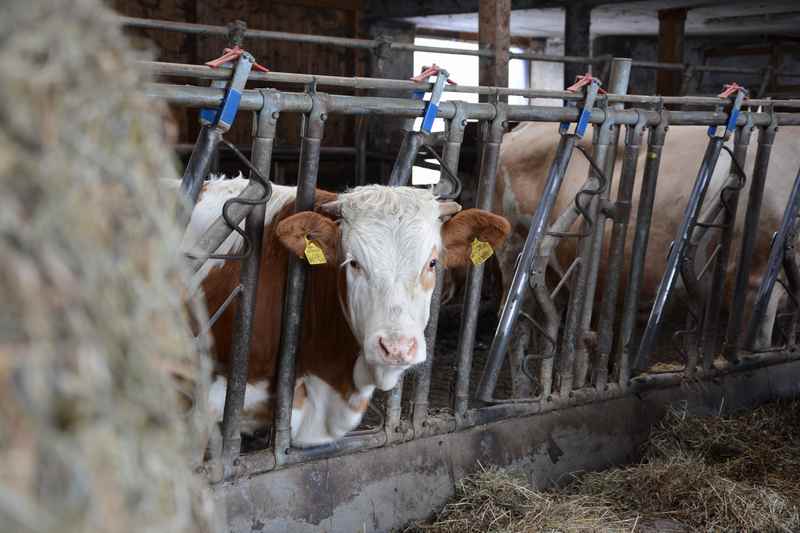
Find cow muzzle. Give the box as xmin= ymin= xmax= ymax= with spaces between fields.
xmin=375 ymin=334 xmax=419 ymax=365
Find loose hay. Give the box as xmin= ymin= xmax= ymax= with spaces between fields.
xmin=411 ymin=401 xmax=800 ymax=532
xmin=0 ymin=1 xmax=217 ymax=533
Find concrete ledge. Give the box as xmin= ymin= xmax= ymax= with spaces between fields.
xmin=216 ymin=359 xmax=800 ymax=533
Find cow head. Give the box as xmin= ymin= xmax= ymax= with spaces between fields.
xmin=276 ymin=185 xmax=511 ymax=391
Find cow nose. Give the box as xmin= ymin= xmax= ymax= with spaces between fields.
xmin=378 ymin=335 xmax=418 ymax=364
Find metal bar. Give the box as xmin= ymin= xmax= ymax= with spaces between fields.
xmin=144 ymin=84 xmax=800 ymax=125
xmin=477 ymin=133 xmax=578 ymax=402
xmin=387 ymin=132 xmax=425 ymax=186
xmin=454 ymin=104 xmax=506 ymax=424
xmin=179 ymin=125 xmax=223 ymax=209
xmin=699 ymin=118 xmax=754 ymax=369
xmin=617 ymin=116 xmax=669 ymax=386
xmin=594 ymin=117 xmax=647 ymax=390
xmin=219 ymin=101 xmax=276 ymax=479
xmin=572 ymin=58 xmax=632 ymax=390
xmin=384 ymin=377 xmax=405 ymax=444
xmin=724 ymin=121 xmax=779 ymax=359
xmin=273 ymin=91 xmax=328 ymax=465
xmin=560 ymin=120 xmax=615 ymax=395
xmin=412 ymin=102 xmax=467 ymax=435
xmin=743 ymin=166 xmax=800 ymax=350
xmin=140 ymin=61 xmax=800 ymax=108
xmin=355 ymin=116 xmax=367 ymax=186
xmin=635 ymin=134 xmax=726 ymax=372
xmin=124 ymin=15 xmax=800 ymax=78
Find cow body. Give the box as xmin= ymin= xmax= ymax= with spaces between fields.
xmin=494 ymin=123 xmax=800 ymax=352
xmin=185 ymin=178 xmax=510 ymax=447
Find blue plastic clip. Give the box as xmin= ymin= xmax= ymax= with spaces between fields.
xmin=708 ymin=83 xmax=747 ymax=139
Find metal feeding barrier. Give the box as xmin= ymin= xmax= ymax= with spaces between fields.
xmin=148 ymin=37 xmax=800 ymax=481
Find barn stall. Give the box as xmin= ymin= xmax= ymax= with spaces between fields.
xmin=6 ymin=1 xmax=800 ymax=532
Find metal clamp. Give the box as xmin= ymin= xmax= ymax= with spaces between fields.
xmin=200 ymin=47 xmax=268 ymax=132
xmin=411 ymin=64 xmax=455 ymax=135
xmin=559 ymin=73 xmax=604 ymax=139
xmin=708 ymin=83 xmax=747 ymax=140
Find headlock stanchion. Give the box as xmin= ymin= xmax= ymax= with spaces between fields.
xmin=724 ymin=111 xmax=779 ymax=360
xmin=743 ymin=166 xmax=800 ymax=350
xmin=616 ymin=109 xmax=669 ymax=387
xmin=273 ymin=85 xmax=328 ymax=467
xmin=178 ymin=48 xmax=258 ymax=218
xmin=388 ymin=65 xmax=455 ymax=188
xmin=144 ymin=54 xmax=800 ymax=483
xmin=476 ymin=74 xmax=602 ymax=403
xmin=635 ymin=84 xmax=747 ymax=372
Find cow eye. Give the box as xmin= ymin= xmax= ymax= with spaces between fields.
xmin=428 ymin=259 xmax=438 ymax=270
xmin=349 ymin=260 xmax=360 ymax=271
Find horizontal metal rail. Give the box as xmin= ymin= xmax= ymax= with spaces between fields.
xmin=122 ymin=15 xmax=800 ymax=78
xmin=142 ymin=61 xmax=800 ymax=107
xmin=145 ymin=83 xmax=800 ymax=126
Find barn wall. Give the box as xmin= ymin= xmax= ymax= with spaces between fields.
xmin=594 ymin=34 xmax=800 ymax=97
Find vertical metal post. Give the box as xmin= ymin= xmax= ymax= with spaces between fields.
xmin=219 ymin=93 xmax=278 ymax=479
xmin=572 ymin=58 xmax=631 ymax=389
xmin=412 ymin=102 xmax=467 ymax=435
xmin=477 ymin=133 xmax=578 ymax=402
xmin=744 ymin=167 xmax=800 ymax=350
xmin=699 ymin=117 xmax=754 ymax=369
xmin=273 ymin=90 xmax=328 ymax=465
xmin=617 ymin=113 xmax=669 ymax=387
xmin=454 ymin=104 xmax=506 ymax=424
xmin=559 ymin=118 xmax=614 ymax=395
xmin=724 ymin=120 xmax=778 ymax=360
xmin=635 ymin=134 xmax=726 ymax=371
xmin=594 ymin=114 xmax=647 ymax=390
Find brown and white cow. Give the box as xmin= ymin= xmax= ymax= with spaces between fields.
xmin=493 ymin=122 xmax=800 ymax=351
xmin=183 ymin=178 xmax=510 ymax=447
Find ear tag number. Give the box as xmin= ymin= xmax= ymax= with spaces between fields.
xmin=304 ymin=236 xmax=327 ymax=265
xmin=470 ymin=238 xmax=493 ymax=265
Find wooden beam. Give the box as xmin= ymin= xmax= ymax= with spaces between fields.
xmin=365 ymin=0 xmax=632 ymax=21
xmin=415 ymin=26 xmax=536 ymax=49
xmin=564 ymin=1 xmax=591 ymax=87
xmin=479 ymin=0 xmax=510 ymax=102
xmin=656 ymin=8 xmax=687 ymax=96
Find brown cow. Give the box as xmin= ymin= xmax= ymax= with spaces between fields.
xmin=182 ymin=178 xmax=510 ymax=447
xmin=493 ymin=123 xmax=800 ymax=354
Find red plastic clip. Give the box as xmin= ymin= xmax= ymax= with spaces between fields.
xmin=410 ymin=64 xmax=457 ymax=84
xmin=718 ymin=82 xmax=746 ymax=98
xmin=566 ymin=73 xmax=606 ymax=94
xmin=205 ymin=46 xmax=270 ymax=72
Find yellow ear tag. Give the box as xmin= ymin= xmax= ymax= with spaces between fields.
xmin=470 ymin=238 xmax=494 ymax=266
xmin=304 ymin=236 xmax=327 ymax=265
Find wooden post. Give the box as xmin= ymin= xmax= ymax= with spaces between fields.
xmin=656 ymin=8 xmax=687 ymax=96
xmin=564 ymin=1 xmax=591 ymax=87
xmin=479 ymin=0 xmax=510 ymax=102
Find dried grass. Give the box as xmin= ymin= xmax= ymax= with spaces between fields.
xmin=410 ymin=401 xmax=800 ymax=532
xmin=0 ymin=1 xmax=218 ymax=532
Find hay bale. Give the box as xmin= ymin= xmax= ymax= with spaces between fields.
xmin=411 ymin=401 xmax=800 ymax=533
xmin=0 ymin=1 xmax=217 ymax=532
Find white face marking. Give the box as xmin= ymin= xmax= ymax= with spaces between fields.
xmin=332 ymin=186 xmax=442 ymax=390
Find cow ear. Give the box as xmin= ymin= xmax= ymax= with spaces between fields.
xmin=276 ymin=211 xmax=340 ymax=265
xmin=441 ymin=209 xmax=511 ymax=268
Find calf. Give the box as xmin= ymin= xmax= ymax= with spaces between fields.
xmin=184 ymin=178 xmax=510 ymax=447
